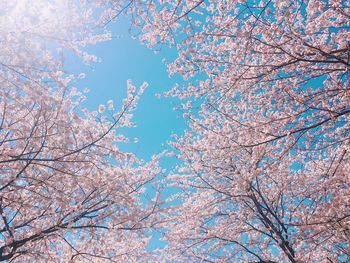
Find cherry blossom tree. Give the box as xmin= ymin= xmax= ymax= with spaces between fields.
xmin=0 ymin=1 xmax=161 ymax=262
xmin=124 ymin=0 xmax=350 ymax=261
xmin=0 ymin=79 xmax=161 ymax=262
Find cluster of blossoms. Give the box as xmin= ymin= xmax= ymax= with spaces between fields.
xmin=0 ymin=1 xmax=161 ymax=262
xmin=124 ymin=0 xmax=350 ymax=262
xmin=1 ymin=0 xmax=349 ymax=262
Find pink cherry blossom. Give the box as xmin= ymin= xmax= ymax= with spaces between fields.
xmin=0 ymin=1 xmax=161 ymax=261
xmin=128 ymin=0 xmax=350 ymax=261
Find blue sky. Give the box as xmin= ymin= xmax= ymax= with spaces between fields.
xmin=64 ymin=17 xmax=185 ymax=250
xmin=66 ymin=17 xmax=186 ymax=162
